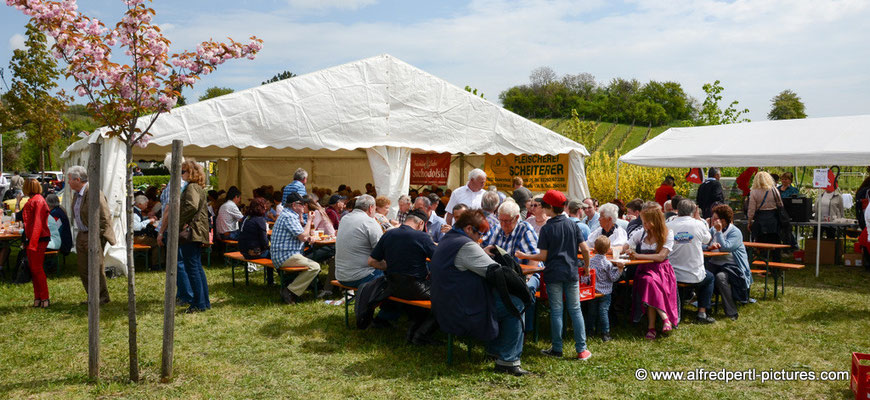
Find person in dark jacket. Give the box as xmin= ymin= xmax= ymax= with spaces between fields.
xmin=46 ymin=194 xmax=73 ymax=256
xmin=178 ymin=160 xmax=211 ymax=313
xmin=697 ymin=167 xmax=724 ymax=219
xmin=238 ymin=197 xmax=271 ymax=260
xmin=431 ymin=209 xmax=530 ymax=376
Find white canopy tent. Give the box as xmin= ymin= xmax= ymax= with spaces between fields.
xmin=619 ymin=115 xmax=870 ymax=167
xmin=61 ymin=54 xmax=590 ymax=274
xmin=618 ymin=114 xmax=870 ymax=277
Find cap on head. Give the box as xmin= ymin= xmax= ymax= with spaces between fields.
xmin=541 ymin=190 xmax=567 ymax=208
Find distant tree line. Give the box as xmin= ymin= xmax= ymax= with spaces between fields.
xmin=499 ymin=66 xmax=698 ymax=126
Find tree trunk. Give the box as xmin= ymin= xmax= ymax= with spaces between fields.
xmin=125 ymin=141 xmax=139 ymax=382
xmin=160 ymin=140 xmax=183 ymax=382
xmin=87 ymin=141 xmax=102 ymax=381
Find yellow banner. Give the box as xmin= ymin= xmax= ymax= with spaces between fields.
xmin=484 ymin=154 xmax=568 ymax=192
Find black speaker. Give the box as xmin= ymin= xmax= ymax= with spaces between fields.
xmin=783 ymin=197 xmax=811 ymax=222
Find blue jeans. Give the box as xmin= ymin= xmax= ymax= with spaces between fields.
xmin=588 ymin=293 xmax=612 ymax=335
xmin=180 ymin=242 xmax=210 ymax=310
xmin=176 ymin=245 xmax=194 ymax=304
xmin=546 ymin=280 xmax=587 ymax=354
xmin=525 ymin=273 xmax=541 ymax=332
xmin=339 ymin=269 xmax=384 ymax=289
xmin=685 ymin=269 xmax=715 ymax=310
xmin=485 ymin=290 xmax=526 ymax=366
xmin=221 ymin=230 xmax=240 ymax=241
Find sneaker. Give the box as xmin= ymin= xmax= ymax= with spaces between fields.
xmin=540 ymin=348 xmax=563 ymax=358
xmin=696 ymin=314 xmax=716 ymax=324
xmin=601 ymin=333 xmax=612 ymax=342
xmin=576 ymin=350 xmax=592 ymax=360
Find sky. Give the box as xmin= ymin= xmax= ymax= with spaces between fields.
xmin=1 ymin=0 xmax=868 ymax=122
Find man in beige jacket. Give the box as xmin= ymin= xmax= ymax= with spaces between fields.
xmin=67 ymin=165 xmax=116 ymax=305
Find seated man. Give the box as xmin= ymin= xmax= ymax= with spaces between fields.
xmin=431 ymin=210 xmax=529 ymax=376
xmin=665 ymin=199 xmax=716 ymax=324
xmin=336 ymin=195 xmax=384 ymax=288
xmin=217 ymin=186 xmax=243 ymax=241
xmin=270 ymin=192 xmax=322 ymax=304
xmin=482 ymin=200 xmax=540 ymax=332
xmin=414 ymin=195 xmax=446 ymax=243
xmin=368 ymin=209 xmax=437 ymax=345
xmin=132 ymin=195 xmax=161 ymax=270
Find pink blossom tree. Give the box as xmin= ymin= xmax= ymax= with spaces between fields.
xmin=6 ymin=0 xmax=262 ymax=382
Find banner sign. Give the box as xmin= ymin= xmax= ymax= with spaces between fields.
xmin=410 ymin=153 xmax=451 ymax=186
xmin=484 ymin=154 xmax=568 ymax=192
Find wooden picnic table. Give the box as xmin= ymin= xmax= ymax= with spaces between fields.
xmin=743 ymin=241 xmax=799 ymax=299
xmin=703 ymin=251 xmax=730 ymax=257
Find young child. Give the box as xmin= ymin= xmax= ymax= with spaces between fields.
xmin=516 ymin=190 xmax=593 ymax=360
xmin=582 ymin=235 xmax=625 ymax=342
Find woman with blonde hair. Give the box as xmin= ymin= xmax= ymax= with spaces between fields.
xmin=20 ymin=178 xmax=51 ymax=308
xmin=178 ymin=160 xmax=211 ymax=313
xmin=747 ymin=171 xmax=784 ymax=261
xmin=374 ymin=196 xmax=395 ymax=231
xmin=624 ymin=206 xmax=678 ymax=340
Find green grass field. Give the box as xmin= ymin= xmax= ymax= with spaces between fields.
xmin=0 ymin=251 xmax=868 ymax=399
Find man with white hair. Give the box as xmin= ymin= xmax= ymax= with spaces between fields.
xmin=67 ymin=165 xmax=116 ymax=305
xmin=666 ymin=199 xmax=716 ymax=324
xmin=396 ymin=195 xmax=412 ymax=224
xmin=584 ymin=203 xmax=628 ymax=249
xmin=445 ymin=168 xmax=487 ymax=225
xmin=282 ymin=168 xmax=308 ymax=203
xmin=479 ymin=190 xmax=502 ymax=244
xmin=335 ymin=195 xmax=384 ymax=288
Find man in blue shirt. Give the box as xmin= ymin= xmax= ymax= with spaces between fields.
xmin=566 ymin=199 xmax=591 ymax=242
xmin=368 ymin=209 xmax=438 ymax=345
xmin=414 ymin=195 xmax=446 ymax=243
xmin=581 ymin=198 xmax=600 ymax=231
xmin=271 ymin=192 xmax=321 ymax=304
xmin=282 ymin=168 xmax=308 ymax=204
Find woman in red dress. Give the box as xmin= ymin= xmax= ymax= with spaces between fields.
xmin=20 ymin=178 xmax=51 ymax=308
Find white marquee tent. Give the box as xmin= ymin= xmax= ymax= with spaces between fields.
xmin=61 ymin=54 xmax=590 ymax=273
xmin=619 ymin=115 xmax=870 ymax=167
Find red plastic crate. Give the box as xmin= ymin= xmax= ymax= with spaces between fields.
xmin=793 ymin=250 xmax=805 ymax=262
xmin=852 ymin=352 xmax=870 ymax=400
xmin=538 ymin=267 xmax=597 ymax=302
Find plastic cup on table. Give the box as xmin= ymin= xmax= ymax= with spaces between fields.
xmin=611 ymin=246 xmax=622 ymax=260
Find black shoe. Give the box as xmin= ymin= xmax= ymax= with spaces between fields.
xmin=696 ymin=315 xmax=716 ymax=324
xmin=602 ymin=333 xmax=612 ymax=342
xmin=279 ymin=287 xmax=296 ymax=305
xmin=729 ymin=314 xmax=738 ymax=321
xmin=184 ymin=306 xmax=203 ymax=314
xmin=371 ymin=318 xmax=393 ymax=329
xmin=494 ymin=364 xmax=531 ymax=376
xmin=540 ymin=348 xmax=563 ymax=358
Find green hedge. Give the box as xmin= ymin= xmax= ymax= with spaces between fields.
xmin=132 ymin=175 xmax=170 ymax=188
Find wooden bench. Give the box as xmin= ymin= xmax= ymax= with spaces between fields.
xmin=224 ymin=252 xmax=318 ymax=296
xmin=45 ymin=250 xmax=62 ymax=275
xmin=331 ymin=280 xmax=472 ymax=364
xmin=752 ymin=260 xmax=804 ymax=299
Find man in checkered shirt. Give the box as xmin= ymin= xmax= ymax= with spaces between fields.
xmin=482 ymin=200 xmax=541 ymax=332
xmin=271 ymin=192 xmax=321 ymax=304
xmin=396 ymin=195 xmax=412 ymax=224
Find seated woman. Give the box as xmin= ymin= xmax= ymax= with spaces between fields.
xmin=623 ymin=206 xmax=678 ymax=340
xmin=524 ymin=195 xmax=548 ymax=235
xmin=238 ymin=197 xmax=270 ymax=260
xmin=704 ymin=204 xmax=752 ymax=320
xmin=374 ymin=196 xmax=395 ymax=231
xmin=45 ymin=194 xmax=72 ymax=257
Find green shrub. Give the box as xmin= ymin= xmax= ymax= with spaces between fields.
xmin=132 ymin=175 xmax=170 ymax=189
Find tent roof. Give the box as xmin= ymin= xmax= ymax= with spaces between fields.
xmin=619 ymin=115 xmax=870 ymax=167
xmin=97 ymin=54 xmax=586 ymax=158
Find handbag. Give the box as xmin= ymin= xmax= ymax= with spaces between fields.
xmin=13 ymin=251 xmax=31 ymax=284
xmin=179 ymin=224 xmax=192 ymax=243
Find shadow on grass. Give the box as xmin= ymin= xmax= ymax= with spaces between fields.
xmin=790 ymin=305 xmax=870 ymax=324
xmin=208 ymin=281 xmax=280 ymax=308
xmin=0 ymin=298 xmax=167 ymax=318
xmin=0 ymin=374 xmax=87 ymax=395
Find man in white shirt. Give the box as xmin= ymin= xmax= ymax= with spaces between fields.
xmin=217 ymin=186 xmax=244 ymax=240
xmin=445 ymin=168 xmax=487 ymax=225
xmin=666 ymin=199 xmax=716 ymax=324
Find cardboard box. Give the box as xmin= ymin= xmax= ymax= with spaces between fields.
xmin=804 ymin=238 xmax=841 ymax=265
xmin=844 ymin=253 xmax=863 ymax=267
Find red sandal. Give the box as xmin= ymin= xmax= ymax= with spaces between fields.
xmin=645 ymin=329 xmax=657 ymax=340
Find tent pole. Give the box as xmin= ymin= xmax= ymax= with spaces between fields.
xmin=615 ymin=161 xmax=620 ymax=199
xmin=816 ymin=187 xmax=821 ymax=277
xmin=459 ymin=153 xmax=465 ymax=186
xmin=236 ymin=148 xmax=242 ymax=193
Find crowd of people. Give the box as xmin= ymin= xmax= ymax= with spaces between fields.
xmin=9 ymin=158 xmax=870 ymax=377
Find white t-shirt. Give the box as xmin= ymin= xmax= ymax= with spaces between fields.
xmin=217 ymin=200 xmax=243 ymax=234
xmin=445 ymin=185 xmax=484 ymax=214
xmin=627 ymin=228 xmax=674 ymax=253
xmin=585 ymin=225 xmax=628 ymax=249
xmin=666 ymin=216 xmax=712 ymax=283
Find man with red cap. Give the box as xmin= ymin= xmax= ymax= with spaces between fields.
xmin=517 ymin=189 xmax=592 ymax=361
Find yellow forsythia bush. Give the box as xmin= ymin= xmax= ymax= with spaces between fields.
xmin=584 ymin=151 xmax=693 ymax=202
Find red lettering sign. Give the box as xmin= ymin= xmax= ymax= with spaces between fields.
xmin=410 ymin=153 xmax=451 ymax=186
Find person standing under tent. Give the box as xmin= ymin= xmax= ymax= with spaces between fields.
xmin=445 ymin=169 xmax=487 ymax=225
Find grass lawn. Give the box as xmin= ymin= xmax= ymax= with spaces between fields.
xmin=0 ymin=252 xmax=868 ymax=399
